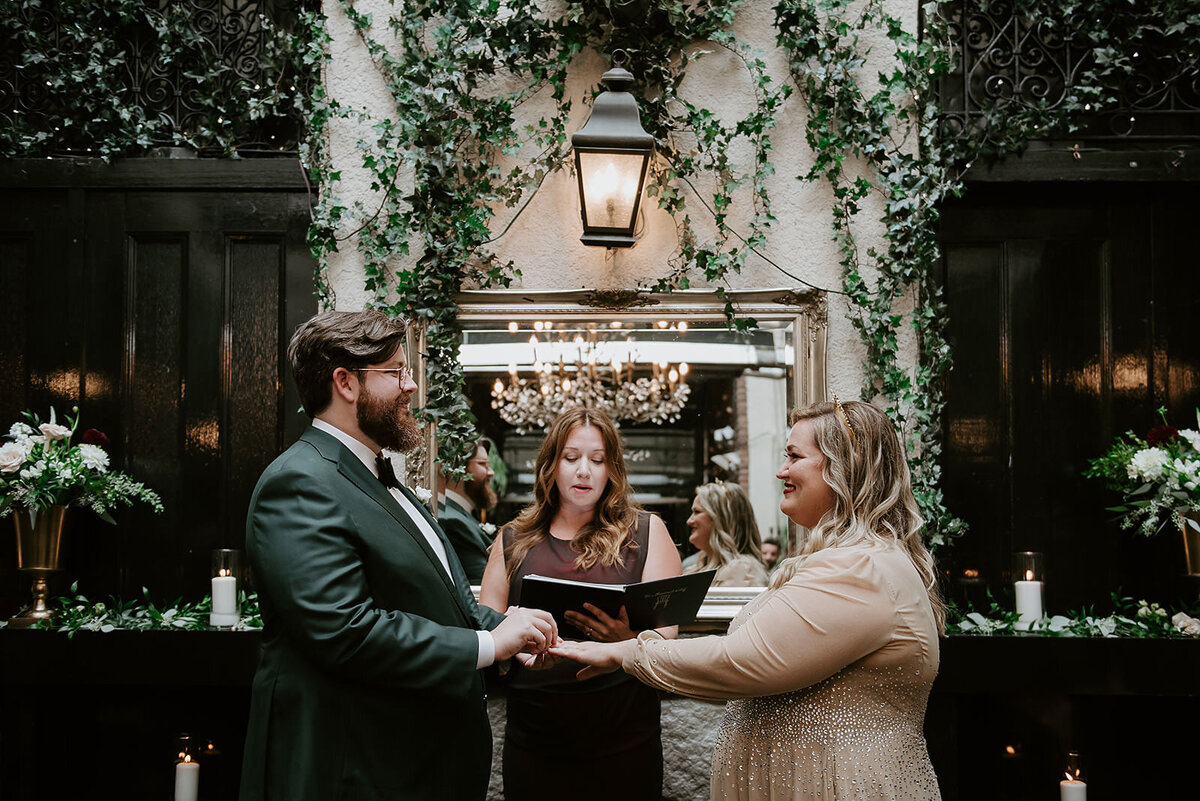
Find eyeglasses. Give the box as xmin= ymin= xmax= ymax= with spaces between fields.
xmin=357 ymin=366 xmax=414 ymax=385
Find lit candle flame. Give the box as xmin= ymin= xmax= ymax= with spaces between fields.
xmin=218 ymin=568 xmax=231 ymax=577
xmin=1025 ymin=569 xmax=1034 ymax=581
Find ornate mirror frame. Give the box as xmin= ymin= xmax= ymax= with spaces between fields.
xmin=443 ymin=287 xmax=828 ymax=624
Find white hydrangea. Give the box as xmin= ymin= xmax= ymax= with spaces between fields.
xmin=1129 ymin=447 xmax=1170 ymax=481
xmin=7 ymin=422 xmax=34 ymax=444
xmin=78 ymin=443 xmax=109 ymax=472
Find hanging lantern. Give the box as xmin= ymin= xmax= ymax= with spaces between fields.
xmin=572 ymin=50 xmax=654 ymax=248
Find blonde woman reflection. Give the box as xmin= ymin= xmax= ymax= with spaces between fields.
xmin=554 ymin=399 xmax=944 ymax=801
xmin=686 ymin=482 xmax=770 ymax=587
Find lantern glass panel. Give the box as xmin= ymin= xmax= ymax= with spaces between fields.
xmin=578 ymin=151 xmax=645 ymax=230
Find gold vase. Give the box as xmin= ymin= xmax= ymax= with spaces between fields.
xmin=1182 ymin=512 xmax=1200 ymax=577
xmin=9 ymin=505 xmax=67 ymax=628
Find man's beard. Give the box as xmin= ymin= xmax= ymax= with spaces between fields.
xmin=357 ymin=385 xmax=422 ymax=453
xmin=464 ymin=477 xmax=498 ymax=512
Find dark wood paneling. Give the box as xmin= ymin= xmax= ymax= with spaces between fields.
xmin=0 ymin=162 xmax=316 ymax=609
xmin=939 ymin=183 xmax=1200 ymax=612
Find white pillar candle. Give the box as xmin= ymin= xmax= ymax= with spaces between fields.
xmin=1014 ymin=579 xmax=1043 ymax=630
xmin=210 ymin=573 xmax=239 ymax=627
xmin=174 ymin=758 xmax=199 ymax=801
xmin=1060 ymin=778 xmax=1087 ymax=801
xmin=212 ymin=574 xmax=237 ymax=615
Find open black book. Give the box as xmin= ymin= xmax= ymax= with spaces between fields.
xmin=520 ymin=569 xmax=717 ymax=639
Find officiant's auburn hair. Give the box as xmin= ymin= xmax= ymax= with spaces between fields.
xmin=289 ymin=310 xmax=408 ymax=417
xmin=503 ymin=408 xmax=639 ymax=581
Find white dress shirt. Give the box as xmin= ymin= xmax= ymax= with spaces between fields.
xmin=311 ymin=418 xmax=495 ymax=668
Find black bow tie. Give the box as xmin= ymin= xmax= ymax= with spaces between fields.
xmin=375 ymin=455 xmax=401 ymax=490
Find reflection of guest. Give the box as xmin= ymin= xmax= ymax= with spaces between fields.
xmin=555 ymin=399 xmax=945 ymax=801
xmin=479 ymin=407 xmax=682 ymax=801
xmin=438 ymin=437 xmax=498 ymax=584
xmin=761 ymin=536 xmax=782 ymax=572
xmin=686 ymin=481 xmax=770 ymax=586
xmin=239 ymin=311 xmax=557 ymax=801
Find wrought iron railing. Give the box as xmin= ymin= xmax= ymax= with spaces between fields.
xmin=0 ymin=0 xmax=312 ymax=156
xmin=932 ymin=2 xmax=1200 ymax=146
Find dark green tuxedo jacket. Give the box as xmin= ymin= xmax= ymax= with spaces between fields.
xmin=239 ymin=426 xmax=505 ymax=801
xmin=437 ymin=495 xmax=493 ymax=584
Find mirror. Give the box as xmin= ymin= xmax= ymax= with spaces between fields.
xmin=451 ymin=288 xmax=827 ymax=569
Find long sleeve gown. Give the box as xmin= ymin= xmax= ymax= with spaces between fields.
xmin=620 ymin=542 xmax=942 ymax=800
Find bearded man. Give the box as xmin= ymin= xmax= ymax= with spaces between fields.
xmin=437 ymin=437 xmax=498 ymax=584
xmin=240 ymin=310 xmax=557 ymax=801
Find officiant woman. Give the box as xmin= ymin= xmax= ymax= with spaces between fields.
xmin=479 ymin=407 xmax=682 ymax=801
xmin=554 ymin=400 xmax=945 ymax=801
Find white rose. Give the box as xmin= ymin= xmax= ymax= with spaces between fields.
xmin=1129 ymin=448 xmax=1170 ymax=481
xmin=412 ymin=486 xmax=433 ymax=503
xmin=0 ymin=443 xmax=26 ymax=473
xmin=1180 ymin=429 xmax=1200 ymax=452
xmin=480 ymin=522 xmax=497 ymax=536
xmin=39 ymin=422 xmax=71 ymax=441
xmin=78 ymin=443 xmax=109 ymax=472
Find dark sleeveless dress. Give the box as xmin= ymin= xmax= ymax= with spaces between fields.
xmin=502 ymin=512 xmax=663 ymax=801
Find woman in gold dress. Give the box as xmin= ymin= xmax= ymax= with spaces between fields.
xmin=554 ymin=399 xmax=944 ymax=800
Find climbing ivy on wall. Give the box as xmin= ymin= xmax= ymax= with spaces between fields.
xmin=299 ymin=0 xmax=1197 ymax=544
xmin=9 ymin=0 xmax=1196 ymax=546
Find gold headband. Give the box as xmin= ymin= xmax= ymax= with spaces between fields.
xmin=832 ymin=393 xmax=857 ymax=446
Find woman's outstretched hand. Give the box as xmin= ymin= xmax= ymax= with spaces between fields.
xmin=550 ymin=639 xmax=625 ymax=681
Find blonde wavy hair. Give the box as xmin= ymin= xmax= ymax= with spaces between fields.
xmin=770 ymin=400 xmax=945 ymax=631
xmin=503 ymin=408 xmax=639 ymax=582
xmin=692 ymin=482 xmax=764 ymax=572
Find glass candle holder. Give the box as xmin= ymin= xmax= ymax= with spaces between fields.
xmin=1060 ymin=751 xmax=1086 ymax=800
xmin=174 ymin=733 xmax=200 ymax=801
xmin=1012 ymin=551 xmax=1044 ymax=630
xmin=210 ymin=549 xmax=240 ymax=628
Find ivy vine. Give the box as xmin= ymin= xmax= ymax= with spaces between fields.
xmin=1 ymin=0 xmax=315 ymax=158
xmin=6 ymin=0 xmax=1198 ymax=549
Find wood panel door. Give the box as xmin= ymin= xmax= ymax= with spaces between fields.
xmin=938 ymin=182 xmax=1200 ymax=613
xmin=0 ymin=160 xmax=316 ymax=610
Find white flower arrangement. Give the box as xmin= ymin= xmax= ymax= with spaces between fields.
xmin=411 ymin=485 xmax=433 ymax=503
xmin=0 ymin=407 xmax=164 ymax=523
xmin=1084 ymin=408 xmax=1200 ymax=537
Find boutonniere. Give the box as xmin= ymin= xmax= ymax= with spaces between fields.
xmin=410 ymin=486 xmax=433 ymax=503
xmin=480 ymin=522 xmax=496 ymax=537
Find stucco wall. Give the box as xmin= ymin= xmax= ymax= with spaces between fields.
xmin=320 ymin=0 xmax=921 ymax=400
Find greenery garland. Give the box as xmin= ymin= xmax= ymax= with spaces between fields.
xmin=23 ymin=585 xmax=1200 ymax=640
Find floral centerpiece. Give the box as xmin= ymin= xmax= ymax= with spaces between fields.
xmin=1084 ymin=408 xmax=1200 ymax=537
xmin=0 ymin=407 xmax=163 ymax=522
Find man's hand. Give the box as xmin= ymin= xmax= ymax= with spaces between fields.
xmin=492 ymin=606 xmax=558 ymax=661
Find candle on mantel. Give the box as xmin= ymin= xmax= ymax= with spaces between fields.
xmin=174 ymin=754 xmax=199 ymax=801
xmin=1060 ymin=753 xmax=1087 ymax=801
xmin=1013 ymin=552 xmax=1044 ymax=631
xmin=210 ymin=549 xmax=241 ymax=628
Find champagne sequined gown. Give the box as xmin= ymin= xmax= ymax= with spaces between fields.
xmin=622 ymin=543 xmax=941 ymax=800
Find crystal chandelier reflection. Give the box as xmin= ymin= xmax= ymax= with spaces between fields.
xmin=490 ymin=331 xmax=691 ymax=431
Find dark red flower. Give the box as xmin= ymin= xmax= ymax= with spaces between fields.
xmin=1147 ymin=425 xmax=1179 ymax=447
xmin=81 ymin=428 xmax=109 ymax=447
